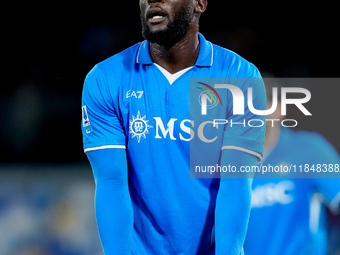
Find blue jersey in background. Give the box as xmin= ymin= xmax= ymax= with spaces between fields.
xmin=244 ymin=128 xmax=340 ymax=255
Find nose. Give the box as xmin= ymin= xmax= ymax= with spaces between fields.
xmin=140 ymin=0 xmax=163 ymax=11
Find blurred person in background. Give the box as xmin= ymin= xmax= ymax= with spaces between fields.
xmin=81 ymin=0 xmax=266 ymax=254
xmin=244 ymin=74 xmax=340 ymax=255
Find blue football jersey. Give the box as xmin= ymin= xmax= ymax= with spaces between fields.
xmin=82 ymin=33 xmax=266 ymax=254
xmin=244 ymin=128 xmax=340 ymax=255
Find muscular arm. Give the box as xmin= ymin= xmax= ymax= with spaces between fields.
xmin=215 ymin=149 xmax=256 ymax=255
xmin=87 ymin=149 xmax=133 ymax=255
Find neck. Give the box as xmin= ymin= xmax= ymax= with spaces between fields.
xmin=149 ymin=28 xmax=199 ymax=74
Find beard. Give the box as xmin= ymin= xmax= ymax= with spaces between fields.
xmin=140 ymin=6 xmax=194 ymax=49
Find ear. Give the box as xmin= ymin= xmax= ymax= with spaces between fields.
xmin=195 ymin=0 xmax=207 ymax=14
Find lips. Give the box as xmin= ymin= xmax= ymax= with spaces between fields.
xmin=149 ymin=15 xmax=166 ymax=24
xmin=146 ymin=8 xmax=168 ymax=24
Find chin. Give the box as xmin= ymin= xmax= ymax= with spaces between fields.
xmin=148 ymin=24 xmax=168 ymax=34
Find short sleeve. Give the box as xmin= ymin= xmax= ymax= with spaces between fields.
xmin=221 ymin=69 xmax=266 ymax=161
xmin=81 ymin=65 xmax=126 ymax=152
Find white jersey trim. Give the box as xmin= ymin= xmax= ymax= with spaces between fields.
xmin=136 ymin=41 xmax=144 ymax=64
xmin=221 ymin=145 xmax=263 ymax=161
xmin=154 ymin=63 xmax=193 ymax=85
xmin=84 ymin=145 xmax=126 ymax=153
xmin=209 ymin=41 xmax=214 ymax=66
xmin=309 ymin=192 xmax=323 ymax=233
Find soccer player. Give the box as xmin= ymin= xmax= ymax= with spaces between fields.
xmin=81 ymin=0 xmax=266 ymax=254
xmin=244 ymin=77 xmax=340 ymax=255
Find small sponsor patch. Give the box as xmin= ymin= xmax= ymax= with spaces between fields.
xmin=82 ymin=105 xmax=93 ymax=134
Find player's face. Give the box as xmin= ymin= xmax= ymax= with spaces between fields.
xmin=140 ymin=0 xmax=194 ymax=33
xmin=139 ymin=0 xmax=196 ymax=47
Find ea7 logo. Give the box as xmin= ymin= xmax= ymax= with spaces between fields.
xmin=200 ymin=84 xmax=312 ymax=116
xmin=126 ymin=90 xmax=144 ymax=99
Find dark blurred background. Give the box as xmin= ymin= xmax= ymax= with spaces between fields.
xmin=2 ymin=2 xmax=339 ymax=163
xmin=1 ymin=2 xmax=339 ymax=255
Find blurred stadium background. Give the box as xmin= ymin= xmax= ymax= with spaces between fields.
xmin=2 ymin=2 xmax=339 ymax=255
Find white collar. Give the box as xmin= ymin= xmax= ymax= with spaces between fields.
xmin=154 ymin=63 xmax=193 ymax=85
